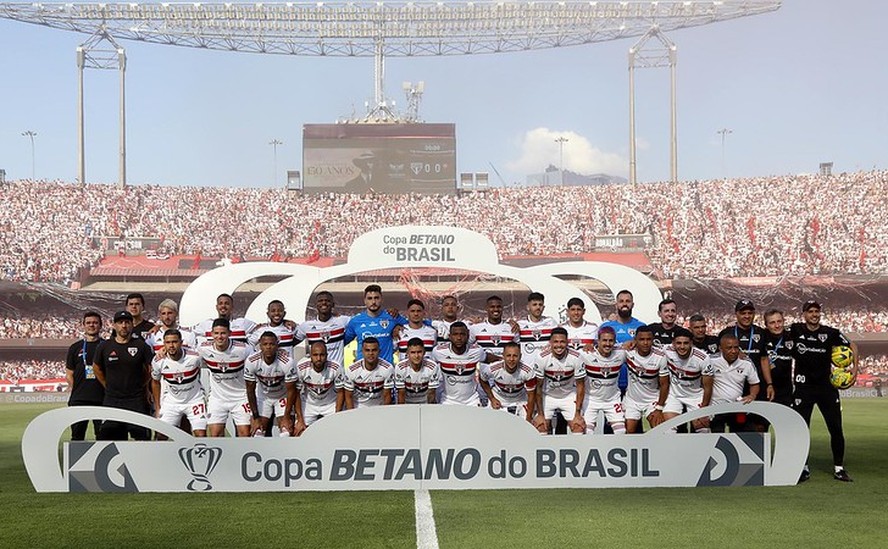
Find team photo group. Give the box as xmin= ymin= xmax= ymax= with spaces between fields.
xmin=67 ymin=284 xmax=859 ymax=484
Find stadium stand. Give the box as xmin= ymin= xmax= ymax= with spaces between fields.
xmin=1 ymin=170 xmax=887 ymax=283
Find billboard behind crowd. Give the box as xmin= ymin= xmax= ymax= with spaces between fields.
xmin=302 ymin=123 xmax=457 ymax=194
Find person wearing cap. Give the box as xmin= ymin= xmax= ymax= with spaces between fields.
xmin=788 ymin=300 xmax=859 ymax=483
xmin=717 ymin=299 xmax=768 ymax=432
xmin=92 ymin=310 xmax=154 ymax=441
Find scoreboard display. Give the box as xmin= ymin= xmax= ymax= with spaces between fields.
xmin=302 ymin=123 xmax=456 ymax=194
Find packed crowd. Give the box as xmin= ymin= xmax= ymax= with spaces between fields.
xmin=861 ymin=355 xmax=888 ymax=376
xmin=2 ymin=170 xmax=887 ymax=283
xmin=0 ymin=360 xmax=66 ymax=382
xmin=0 ymin=315 xmax=80 ymax=339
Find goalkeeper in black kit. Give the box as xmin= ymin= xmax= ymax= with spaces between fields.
xmin=788 ymin=301 xmax=859 ymax=483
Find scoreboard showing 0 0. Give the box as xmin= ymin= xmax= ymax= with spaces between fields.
xmin=303 ymin=123 xmax=457 ymax=194
xmin=412 ymin=163 xmax=444 ymax=175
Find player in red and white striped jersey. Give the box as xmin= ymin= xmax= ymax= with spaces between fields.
xmin=623 ymin=326 xmax=670 ymax=433
xmin=288 ymin=341 xmax=344 ymax=427
xmin=429 ymin=322 xmax=486 ymax=406
xmin=193 ymin=293 xmax=257 ymax=346
xmin=561 ymin=297 xmax=599 ymax=353
xmin=582 ymin=326 xmax=628 ymax=434
xmin=431 ymin=295 xmax=470 ymax=343
xmin=518 ymin=292 xmax=559 ymax=364
xmin=145 ymin=299 xmax=197 ymax=353
xmin=395 ymin=338 xmax=441 ymax=404
xmin=294 ymin=291 xmax=350 ymax=367
xmin=197 ymin=318 xmax=253 ymax=437
xmin=663 ymin=328 xmax=714 ymax=433
xmin=248 ymin=300 xmax=297 ymax=358
xmin=470 ymin=295 xmax=519 ymax=358
xmin=244 ymin=331 xmax=301 ymax=437
xmin=342 ymin=338 xmax=395 ymax=409
xmin=479 ymin=341 xmax=536 ymax=422
xmin=150 ymin=329 xmax=207 ymax=436
xmin=532 ymin=327 xmax=586 ymax=434
xmin=395 ymin=299 xmax=438 ymax=362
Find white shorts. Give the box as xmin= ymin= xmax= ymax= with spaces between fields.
xmin=542 ymin=394 xmax=576 ymax=421
xmin=207 ymin=397 xmax=252 ymax=426
xmin=622 ymin=398 xmax=658 ymax=421
xmin=303 ymin=401 xmax=336 ymax=426
xmin=664 ymin=394 xmax=704 ymax=415
xmin=158 ymin=395 xmax=208 ymax=431
xmin=260 ymin=394 xmax=288 ymax=419
xmin=440 ymin=394 xmax=482 ymax=407
xmin=496 ymin=401 xmax=528 ymax=417
xmin=582 ymin=400 xmax=625 ymax=430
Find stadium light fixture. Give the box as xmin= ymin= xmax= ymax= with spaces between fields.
xmin=21 ymin=130 xmax=37 ymax=180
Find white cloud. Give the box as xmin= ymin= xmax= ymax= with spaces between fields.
xmin=506 ymin=127 xmax=628 ymax=176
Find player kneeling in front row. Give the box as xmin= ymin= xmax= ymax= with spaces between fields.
xmin=343 ymin=338 xmax=395 ymax=409
xmin=245 ymin=331 xmax=303 ymax=437
xmin=479 ymin=341 xmax=536 ymax=423
xmin=662 ymin=328 xmax=714 ymax=433
xmin=582 ymin=326 xmax=628 ymax=434
xmin=288 ymin=341 xmax=344 ymax=428
xmin=533 ymin=327 xmax=586 ymax=434
xmin=150 ymin=329 xmax=207 ymax=437
xmin=395 ymin=337 xmax=441 ymax=404
xmin=623 ymin=326 xmax=670 ymax=433
xmin=708 ymin=334 xmax=760 ymax=432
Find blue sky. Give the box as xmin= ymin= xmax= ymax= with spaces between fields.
xmin=1 ymin=1 xmax=886 ymax=187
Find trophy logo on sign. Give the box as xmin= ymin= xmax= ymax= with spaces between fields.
xmin=178 ymin=444 xmax=223 ymax=491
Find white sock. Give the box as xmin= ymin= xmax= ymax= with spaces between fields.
xmin=835 ymin=465 xmax=844 ymax=473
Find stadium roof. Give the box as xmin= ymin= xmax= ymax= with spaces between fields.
xmin=0 ymin=1 xmax=781 ymax=56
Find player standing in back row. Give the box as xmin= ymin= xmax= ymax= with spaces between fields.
xmin=518 ymin=292 xmax=558 ymax=364
xmin=789 ymin=300 xmax=858 ymax=482
xmin=295 ymin=291 xmax=350 ymax=367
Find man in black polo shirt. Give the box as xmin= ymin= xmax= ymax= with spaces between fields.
xmin=788 ymin=300 xmax=858 ymax=482
xmin=689 ymin=314 xmax=720 ymax=356
xmin=93 ymin=311 xmax=154 ymax=441
xmin=65 ymin=311 xmax=105 ymax=440
xmin=760 ymin=309 xmax=791 ymax=406
xmin=718 ymin=299 xmax=767 ymax=432
xmin=126 ymin=293 xmax=156 ymax=340
xmin=648 ymin=298 xmax=679 ymax=348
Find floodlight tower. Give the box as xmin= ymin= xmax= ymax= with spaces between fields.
xmin=402 ymin=81 xmax=425 ymax=123
xmin=75 ymin=28 xmax=127 ymax=187
xmin=628 ymin=26 xmax=677 ymax=185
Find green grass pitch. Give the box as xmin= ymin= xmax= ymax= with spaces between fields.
xmin=1 ymin=400 xmax=886 ymax=548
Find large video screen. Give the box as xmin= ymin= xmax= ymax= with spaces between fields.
xmin=303 ymin=123 xmax=456 ymax=194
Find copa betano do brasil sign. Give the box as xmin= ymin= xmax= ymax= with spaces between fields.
xmin=23 ymin=403 xmax=808 ymax=492
xmin=178 ymin=224 xmax=665 ymax=326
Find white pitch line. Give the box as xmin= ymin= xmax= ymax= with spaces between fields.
xmin=414 ymin=489 xmax=440 ymax=549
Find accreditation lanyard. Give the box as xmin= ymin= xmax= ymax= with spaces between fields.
xmin=735 ymin=326 xmax=755 ymax=354
xmin=767 ymin=335 xmax=783 ymax=367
